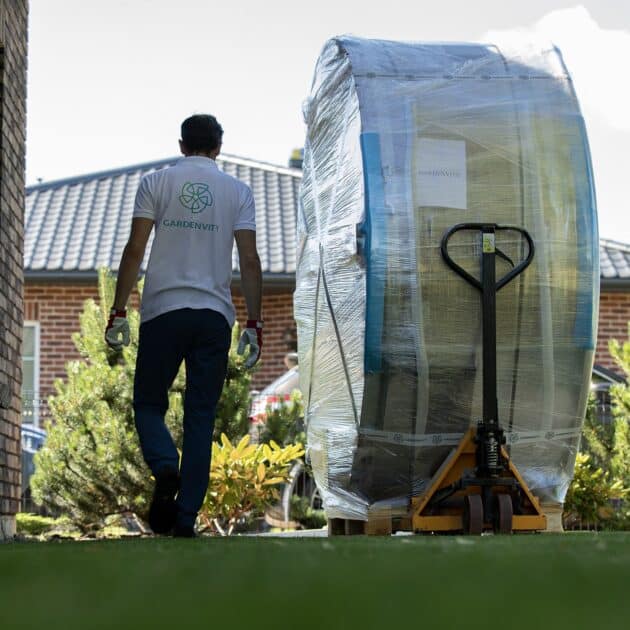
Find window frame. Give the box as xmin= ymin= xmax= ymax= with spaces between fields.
xmin=22 ymin=321 xmax=41 ymax=427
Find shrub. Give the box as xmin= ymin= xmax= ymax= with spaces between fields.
xmin=566 ymin=326 xmax=630 ymax=530
xmin=258 ymin=390 xmax=305 ymax=446
xmin=563 ymin=453 xmax=627 ymax=530
xmin=16 ymin=513 xmax=66 ymax=537
xmin=213 ymin=329 xmax=254 ymax=442
xmin=200 ymin=434 xmax=304 ymax=535
xmin=609 ymin=328 xmax=630 ymax=489
xmin=289 ymin=495 xmax=326 ymax=530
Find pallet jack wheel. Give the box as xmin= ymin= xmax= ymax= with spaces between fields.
xmin=463 ymin=494 xmax=484 ymax=535
xmin=494 ymin=494 xmax=513 ymax=534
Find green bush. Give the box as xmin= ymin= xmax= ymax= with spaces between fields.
xmin=200 ymin=434 xmax=304 ymax=535
xmin=563 ymin=453 xmax=627 ymax=530
xmin=609 ymin=328 xmax=630 ymax=489
xmin=289 ymin=495 xmax=326 ymax=529
xmin=258 ymin=390 xmax=305 ymax=446
xmin=565 ymin=325 xmax=630 ymax=530
xmin=213 ymin=331 xmax=254 ymax=442
xmin=16 ymin=513 xmax=66 ymax=536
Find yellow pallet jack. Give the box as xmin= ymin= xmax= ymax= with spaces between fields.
xmin=411 ymin=223 xmax=547 ymax=535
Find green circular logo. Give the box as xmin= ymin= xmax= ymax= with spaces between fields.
xmin=179 ymin=182 xmax=213 ymax=213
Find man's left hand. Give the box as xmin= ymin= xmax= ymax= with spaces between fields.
xmin=105 ymin=308 xmax=130 ymax=350
xmin=237 ymin=320 xmax=263 ymax=369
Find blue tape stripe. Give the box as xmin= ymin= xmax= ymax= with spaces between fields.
xmin=359 ymin=133 xmax=387 ymax=373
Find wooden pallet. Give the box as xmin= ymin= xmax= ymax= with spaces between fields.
xmin=327 ymin=516 xmax=393 ymax=536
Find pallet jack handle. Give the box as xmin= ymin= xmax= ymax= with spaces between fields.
xmin=440 ymin=223 xmax=535 ymax=292
xmin=440 ymin=223 xmax=535 ymax=476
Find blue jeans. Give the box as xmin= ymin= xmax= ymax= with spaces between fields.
xmin=133 ymin=308 xmax=231 ymax=529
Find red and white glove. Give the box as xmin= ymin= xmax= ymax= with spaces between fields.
xmin=237 ymin=320 xmax=263 ymax=369
xmin=105 ymin=308 xmax=130 ymax=350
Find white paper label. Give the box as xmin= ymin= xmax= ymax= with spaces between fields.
xmin=416 ymin=138 xmax=467 ymax=209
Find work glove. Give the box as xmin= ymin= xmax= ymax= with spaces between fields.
xmin=237 ymin=319 xmax=263 ymax=369
xmin=105 ymin=308 xmax=130 ymax=350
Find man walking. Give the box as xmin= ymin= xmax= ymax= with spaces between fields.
xmin=105 ymin=114 xmax=263 ymax=537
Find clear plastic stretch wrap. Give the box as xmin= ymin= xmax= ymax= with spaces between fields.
xmin=295 ymin=37 xmax=599 ymax=522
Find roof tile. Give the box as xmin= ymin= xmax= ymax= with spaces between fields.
xmin=600 ymin=240 xmax=630 ymax=280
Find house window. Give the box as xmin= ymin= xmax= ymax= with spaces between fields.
xmin=22 ymin=322 xmax=40 ymax=426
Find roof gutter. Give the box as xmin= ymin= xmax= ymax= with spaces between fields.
xmin=25 ymin=270 xmax=99 ymax=283
xmin=25 ymin=270 xmax=296 ymax=292
xmin=601 ymin=278 xmax=630 ymax=292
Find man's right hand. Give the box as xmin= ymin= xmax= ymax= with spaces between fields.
xmin=237 ymin=320 xmax=263 ymax=369
xmin=105 ymin=308 xmax=130 ymax=350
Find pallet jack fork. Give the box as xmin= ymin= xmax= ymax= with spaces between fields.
xmin=411 ymin=223 xmax=547 ymax=535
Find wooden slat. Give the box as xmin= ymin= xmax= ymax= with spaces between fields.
xmin=365 ymin=517 xmax=393 ymax=536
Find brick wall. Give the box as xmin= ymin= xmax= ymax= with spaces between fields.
xmin=595 ymin=291 xmax=630 ymax=372
xmin=24 ymin=282 xmax=297 ymax=422
xmin=0 ymin=0 xmax=28 ymax=540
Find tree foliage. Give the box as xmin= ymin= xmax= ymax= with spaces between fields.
xmin=609 ymin=329 xmax=630 ymax=489
xmin=565 ymin=325 xmax=630 ymax=530
xmin=563 ymin=453 xmax=627 ymax=530
xmin=213 ymin=325 xmax=253 ymax=442
xmin=257 ymin=390 xmax=305 ymax=446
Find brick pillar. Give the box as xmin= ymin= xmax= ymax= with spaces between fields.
xmin=0 ymin=0 xmax=28 ymax=540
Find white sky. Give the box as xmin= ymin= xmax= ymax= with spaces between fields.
xmin=27 ymin=0 xmax=630 ymax=241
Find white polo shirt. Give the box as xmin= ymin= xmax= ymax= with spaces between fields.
xmin=133 ymin=156 xmax=256 ymax=326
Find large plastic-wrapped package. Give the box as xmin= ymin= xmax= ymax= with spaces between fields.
xmin=295 ymin=36 xmax=599 ymax=523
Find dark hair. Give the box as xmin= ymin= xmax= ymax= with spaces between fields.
xmin=181 ymin=114 xmax=223 ymax=154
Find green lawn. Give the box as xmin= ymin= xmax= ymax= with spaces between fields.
xmin=1 ymin=533 xmax=629 ymax=630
